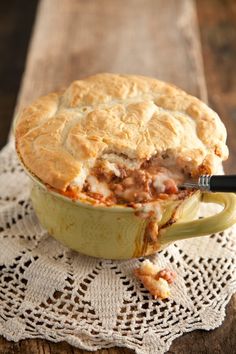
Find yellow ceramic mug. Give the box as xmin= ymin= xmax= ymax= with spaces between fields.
xmin=28 ymin=171 xmax=236 ymax=260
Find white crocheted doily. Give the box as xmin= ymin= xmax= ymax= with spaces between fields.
xmin=0 ymin=141 xmax=235 ymax=354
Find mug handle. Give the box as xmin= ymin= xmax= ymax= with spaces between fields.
xmin=159 ymin=192 xmax=236 ymax=246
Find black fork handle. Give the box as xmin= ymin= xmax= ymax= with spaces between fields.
xmin=209 ymin=175 xmax=236 ymax=192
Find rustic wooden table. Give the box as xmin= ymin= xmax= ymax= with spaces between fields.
xmin=0 ymin=0 xmax=235 ymax=353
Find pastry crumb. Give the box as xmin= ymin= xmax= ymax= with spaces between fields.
xmin=134 ymin=259 xmax=176 ymax=300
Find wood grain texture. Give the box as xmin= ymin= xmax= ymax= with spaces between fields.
xmin=16 ymin=0 xmax=207 ymax=112
xmin=0 ymin=337 xmax=134 ymax=354
xmin=197 ymin=0 xmax=236 ymax=174
xmin=1 ymin=0 xmax=235 ymax=353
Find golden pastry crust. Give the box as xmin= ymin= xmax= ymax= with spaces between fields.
xmin=15 ymin=73 xmax=228 ymax=191
xmin=134 ymin=260 xmax=177 ymax=299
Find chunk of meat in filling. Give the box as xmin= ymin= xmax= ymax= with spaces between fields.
xmin=111 ymin=170 xmax=153 ymax=203
xmin=81 ymin=162 xmax=183 ymax=205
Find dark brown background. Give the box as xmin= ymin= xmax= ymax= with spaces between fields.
xmin=0 ymin=0 xmax=235 ymax=353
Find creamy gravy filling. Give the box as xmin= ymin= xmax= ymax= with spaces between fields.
xmin=68 ymin=153 xmax=188 ymax=207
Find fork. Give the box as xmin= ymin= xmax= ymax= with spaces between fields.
xmin=180 ymin=175 xmax=236 ymax=192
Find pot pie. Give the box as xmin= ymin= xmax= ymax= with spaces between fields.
xmin=15 ymin=73 xmax=228 ymax=210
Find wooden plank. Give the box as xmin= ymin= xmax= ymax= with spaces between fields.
xmin=4 ymin=0 xmax=231 ymax=353
xmin=16 ymin=0 xmax=207 ymax=112
xmin=196 ymin=0 xmax=236 ymax=174
xmin=0 ymin=337 xmax=134 ymax=354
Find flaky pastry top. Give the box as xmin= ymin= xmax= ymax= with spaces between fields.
xmin=15 ymin=73 xmax=228 ymax=191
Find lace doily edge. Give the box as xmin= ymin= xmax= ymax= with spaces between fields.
xmin=1 ymin=290 xmax=235 ymax=354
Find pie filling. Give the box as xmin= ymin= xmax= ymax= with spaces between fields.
xmin=134 ymin=259 xmax=177 ymax=299
xmin=63 ymin=152 xmax=191 ymax=207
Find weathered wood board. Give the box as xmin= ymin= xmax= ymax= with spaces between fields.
xmin=1 ymin=0 xmax=235 ymax=353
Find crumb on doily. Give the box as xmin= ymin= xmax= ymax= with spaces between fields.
xmin=134 ymin=259 xmax=177 ymax=300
